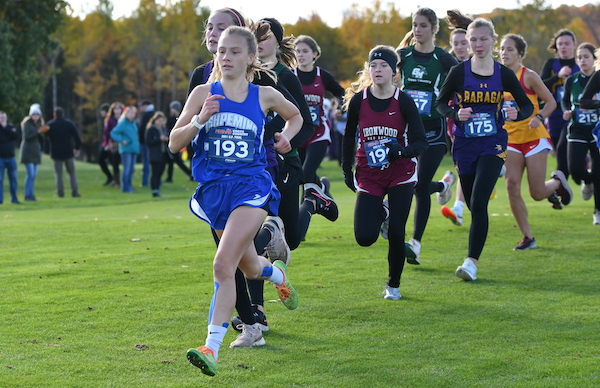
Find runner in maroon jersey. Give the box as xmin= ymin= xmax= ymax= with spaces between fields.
xmin=342 ymin=45 xmax=428 ymax=300
xmin=293 ymin=34 xmax=345 ymax=241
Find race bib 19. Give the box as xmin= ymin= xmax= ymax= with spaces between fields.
xmin=364 ymin=137 xmax=397 ymax=168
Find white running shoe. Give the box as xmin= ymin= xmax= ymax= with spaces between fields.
xmin=455 ymin=258 xmax=477 ymax=281
xmin=436 ymin=171 xmax=456 ymax=205
xmin=582 ymin=182 xmax=593 ymax=201
xmin=380 ymin=199 xmax=390 ymax=240
xmin=594 ymin=209 xmax=600 ymax=225
xmin=380 ymin=285 xmax=401 ymax=300
xmin=405 ymin=238 xmax=421 ymax=265
xmin=263 ymin=216 xmax=291 ymax=265
xmin=229 ymin=323 xmax=266 ymax=348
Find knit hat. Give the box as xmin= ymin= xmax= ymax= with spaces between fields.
xmin=262 ymin=18 xmax=284 ymax=44
xmin=169 ymin=100 xmax=182 ymax=112
xmin=29 ymin=103 xmax=42 ymax=116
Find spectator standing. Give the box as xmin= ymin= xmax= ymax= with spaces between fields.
xmin=138 ymin=100 xmax=155 ymax=187
xmin=165 ymin=100 xmax=192 ymax=182
xmin=44 ymin=107 xmax=82 ymax=198
xmin=111 ymin=106 xmax=140 ymax=193
xmin=0 ymin=111 xmax=20 ymax=204
xmin=145 ymin=111 xmax=169 ymax=197
xmin=104 ymin=102 xmax=124 ymax=188
xmin=97 ymin=102 xmax=115 ymax=186
xmin=20 ymin=103 xmax=44 ymax=202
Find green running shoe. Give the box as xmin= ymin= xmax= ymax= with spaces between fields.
xmin=272 ymin=260 xmax=298 ymax=310
xmin=186 ymin=346 xmax=217 ymax=376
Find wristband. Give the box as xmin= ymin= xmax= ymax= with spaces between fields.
xmin=190 ymin=114 xmax=204 ymax=130
xmin=536 ymin=113 xmax=544 ymax=121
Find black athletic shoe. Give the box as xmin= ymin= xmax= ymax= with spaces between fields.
xmin=548 ymin=193 xmax=563 ymax=210
xmin=231 ymin=305 xmax=269 ymax=332
xmin=304 ymin=183 xmax=338 ymax=221
xmin=514 ymin=236 xmax=538 ymax=251
xmin=551 ymin=170 xmax=572 ymax=205
xmin=252 ymin=307 xmax=269 ymax=332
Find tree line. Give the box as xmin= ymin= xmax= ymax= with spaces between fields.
xmin=2 ymin=0 xmax=599 ymax=161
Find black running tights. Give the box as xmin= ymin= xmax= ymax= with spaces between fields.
xmin=568 ymin=140 xmax=600 ymax=211
xmin=459 ymin=155 xmax=504 ymax=260
xmin=413 ymin=143 xmax=447 ymax=241
xmin=354 ymin=184 xmax=414 ymax=288
xmin=552 ymin=126 xmax=569 ymax=179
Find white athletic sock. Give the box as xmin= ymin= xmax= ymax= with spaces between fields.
xmin=453 ymin=200 xmax=465 ymax=217
xmin=266 ymin=265 xmax=284 ymax=286
xmin=205 ymin=324 xmax=227 ymax=359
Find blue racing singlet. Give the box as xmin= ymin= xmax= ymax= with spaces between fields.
xmin=191 ymin=81 xmax=267 ymax=183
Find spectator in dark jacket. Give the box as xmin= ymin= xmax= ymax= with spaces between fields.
xmin=165 ymin=100 xmax=192 ymax=182
xmin=138 ymin=99 xmax=155 ymax=187
xmin=44 ymin=107 xmax=82 ymax=198
xmin=145 ymin=111 xmax=169 ymax=197
xmin=0 ymin=111 xmax=20 ymax=204
xmin=20 ymin=103 xmax=44 ymax=201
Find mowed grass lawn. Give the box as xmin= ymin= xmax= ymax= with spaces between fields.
xmin=1 ymin=156 xmax=599 ymax=387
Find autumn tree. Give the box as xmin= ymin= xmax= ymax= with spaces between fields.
xmin=489 ymin=0 xmax=564 ymax=73
xmin=0 ymin=0 xmax=68 ymax=119
xmin=157 ymin=0 xmax=209 ymax=104
xmin=339 ymin=1 xmax=411 ymax=81
xmin=286 ymin=14 xmax=351 ymax=81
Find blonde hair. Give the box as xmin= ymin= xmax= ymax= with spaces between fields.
xmin=147 ymin=111 xmax=167 ymax=129
xmin=208 ymin=26 xmax=275 ymax=83
xmin=105 ymin=102 xmax=124 ymax=125
xmin=119 ymin=106 xmax=137 ymax=122
xmin=467 ymin=18 xmax=497 ymax=39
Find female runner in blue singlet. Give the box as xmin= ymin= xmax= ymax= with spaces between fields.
xmin=171 ymin=26 xmax=302 ymax=377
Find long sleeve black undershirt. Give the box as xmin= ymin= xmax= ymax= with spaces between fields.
xmin=342 ymin=88 xmax=428 ymax=173
xmin=541 ymin=57 xmax=577 ymax=91
xmin=579 ymin=71 xmax=600 ymax=110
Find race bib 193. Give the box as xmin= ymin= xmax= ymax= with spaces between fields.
xmin=207 ymin=127 xmax=255 ymax=162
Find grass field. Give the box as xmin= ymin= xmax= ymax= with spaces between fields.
xmin=1 ymin=156 xmax=599 ymax=387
